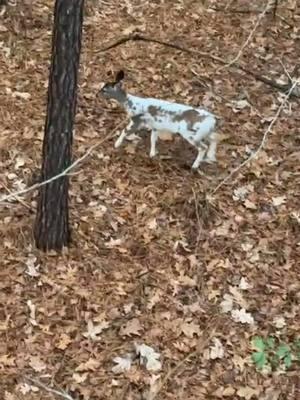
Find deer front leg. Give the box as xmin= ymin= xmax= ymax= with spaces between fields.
xmin=114 ymin=120 xmax=134 ymax=148
xmin=150 ymin=129 xmax=158 ymax=158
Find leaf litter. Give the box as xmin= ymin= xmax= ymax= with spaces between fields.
xmin=0 ymin=0 xmax=299 ymax=399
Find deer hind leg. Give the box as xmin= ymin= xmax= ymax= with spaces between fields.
xmin=186 ymin=134 xmax=208 ymax=169
xmin=191 ymin=141 xmax=208 ymax=169
xmin=205 ymin=132 xmax=218 ymax=163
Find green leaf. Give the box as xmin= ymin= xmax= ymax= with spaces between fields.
xmin=293 ymin=339 xmax=300 ymax=350
xmin=252 ymin=337 xmax=266 ymax=352
xmin=266 ymin=337 xmax=275 ymax=349
xmin=252 ymin=351 xmax=267 ymax=369
xmin=276 ymin=344 xmax=290 ymax=359
xmin=284 ymin=353 xmax=292 ymax=368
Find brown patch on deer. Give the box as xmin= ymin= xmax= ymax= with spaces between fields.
xmin=173 ymin=109 xmax=205 ymax=130
xmin=148 ymin=105 xmax=163 ymax=117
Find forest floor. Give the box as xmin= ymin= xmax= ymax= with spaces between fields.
xmin=0 ymin=1 xmax=299 ymax=399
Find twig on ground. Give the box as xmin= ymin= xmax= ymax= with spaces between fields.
xmin=0 ymin=180 xmax=33 ymax=211
xmin=0 ymin=121 xmax=124 ymax=206
xmin=218 ymin=0 xmax=271 ymax=70
xmin=97 ymin=33 xmax=300 ymax=99
xmin=279 ymin=59 xmax=293 ymax=84
xmin=96 ymin=32 xmax=225 ymax=65
xmin=210 ymin=79 xmax=299 ymax=195
xmin=24 ymin=376 xmax=74 ymax=400
xmin=239 ymin=67 xmax=299 ymax=97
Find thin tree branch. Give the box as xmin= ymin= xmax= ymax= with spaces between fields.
xmin=218 ymin=0 xmax=271 ymax=70
xmin=96 ymin=34 xmax=300 ymax=99
xmin=0 ymin=121 xmax=124 ymax=206
xmin=210 ymin=79 xmax=299 ymax=195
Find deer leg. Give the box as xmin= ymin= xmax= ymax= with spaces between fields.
xmin=192 ymin=142 xmax=207 ymax=169
xmin=114 ymin=120 xmax=133 ymax=148
xmin=205 ymin=132 xmax=218 ymax=163
xmin=150 ymin=129 xmax=158 ymax=158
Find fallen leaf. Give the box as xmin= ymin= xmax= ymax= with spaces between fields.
xmin=16 ymin=383 xmax=39 ymax=395
xmin=220 ymin=294 xmax=234 ymax=313
xmin=147 ymin=218 xmax=157 ymax=230
xmin=223 ymin=386 xmax=236 ymax=396
xmin=244 ymin=199 xmax=257 ymax=210
xmin=76 ymin=358 xmax=100 ymax=372
xmin=135 ymin=343 xmax=162 ymax=371
xmin=14 ymin=156 xmax=25 ymax=169
xmin=105 ymin=238 xmax=123 ymax=247
xmin=272 ymin=196 xmax=286 ymax=207
xmin=181 ymin=321 xmax=200 ymax=338
xmin=29 ymin=356 xmax=46 ymax=372
xmin=4 ymin=392 xmax=16 ymax=400
xmin=83 ymin=320 xmax=109 ymax=341
xmin=231 ymin=99 xmax=250 ymax=111
xmin=237 ymin=386 xmax=260 ymax=399
xmin=27 ymin=300 xmax=38 ymax=326
xmin=72 ymin=372 xmax=88 ymax=383
xmin=273 ymin=316 xmax=286 ymax=329
xmin=120 ymin=318 xmax=143 ymax=336
xmin=231 ymin=308 xmax=255 ymax=325
xmin=0 ymin=355 xmax=16 ymax=367
xmin=56 ymin=333 xmax=72 ymax=350
xmin=210 ymin=338 xmax=224 ymax=360
xmin=25 ymin=256 xmax=40 ymax=277
xmin=239 ymin=277 xmax=252 ymax=290
xmin=12 ymin=91 xmax=31 ymax=100
xmin=112 ymin=354 xmax=133 ymax=373
xmin=229 ymin=286 xmax=248 ymax=308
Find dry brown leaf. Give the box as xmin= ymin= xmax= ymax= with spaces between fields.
xmin=29 ymin=356 xmax=46 ymax=372
xmin=0 ymin=355 xmax=16 ymax=367
xmin=223 ymin=386 xmax=236 ymax=396
xmin=244 ymin=199 xmax=257 ymax=210
xmin=76 ymin=358 xmax=100 ymax=372
xmin=237 ymin=386 xmax=260 ymax=399
xmin=181 ymin=321 xmax=201 ymax=338
xmin=120 ymin=318 xmax=143 ymax=336
xmin=4 ymin=392 xmax=16 ymax=400
xmin=56 ymin=333 xmax=72 ymax=350
xmin=72 ymin=372 xmax=89 ymax=383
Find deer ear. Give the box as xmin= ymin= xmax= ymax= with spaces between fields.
xmin=115 ymin=70 xmax=125 ymax=83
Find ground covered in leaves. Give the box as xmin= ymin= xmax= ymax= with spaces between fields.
xmin=0 ymin=1 xmax=299 ymax=399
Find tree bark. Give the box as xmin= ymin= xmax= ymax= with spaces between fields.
xmin=34 ymin=0 xmax=84 ymax=251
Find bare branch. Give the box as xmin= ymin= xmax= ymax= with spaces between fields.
xmin=219 ymin=0 xmax=271 ymax=70
xmin=24 ymin=376 xmax=75 ymax=400
xmin=96 ymin=32 xmax=225 ymax=65
xmin=0 ymin=121 xmax=124 ymax=206
xmin=210 ymin=79 xmax=299 ymax=195
xmin=97 ymin=34 xmax=300 ymax=99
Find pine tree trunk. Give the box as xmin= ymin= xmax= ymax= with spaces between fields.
xmin=34 ymin=0 xmax=84 ymax=251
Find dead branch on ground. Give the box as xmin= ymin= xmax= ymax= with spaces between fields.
xmin=24 ymin=376 xmax=75 ymax=400
xmin=96 ymin=34 xmax=300 ymax=99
